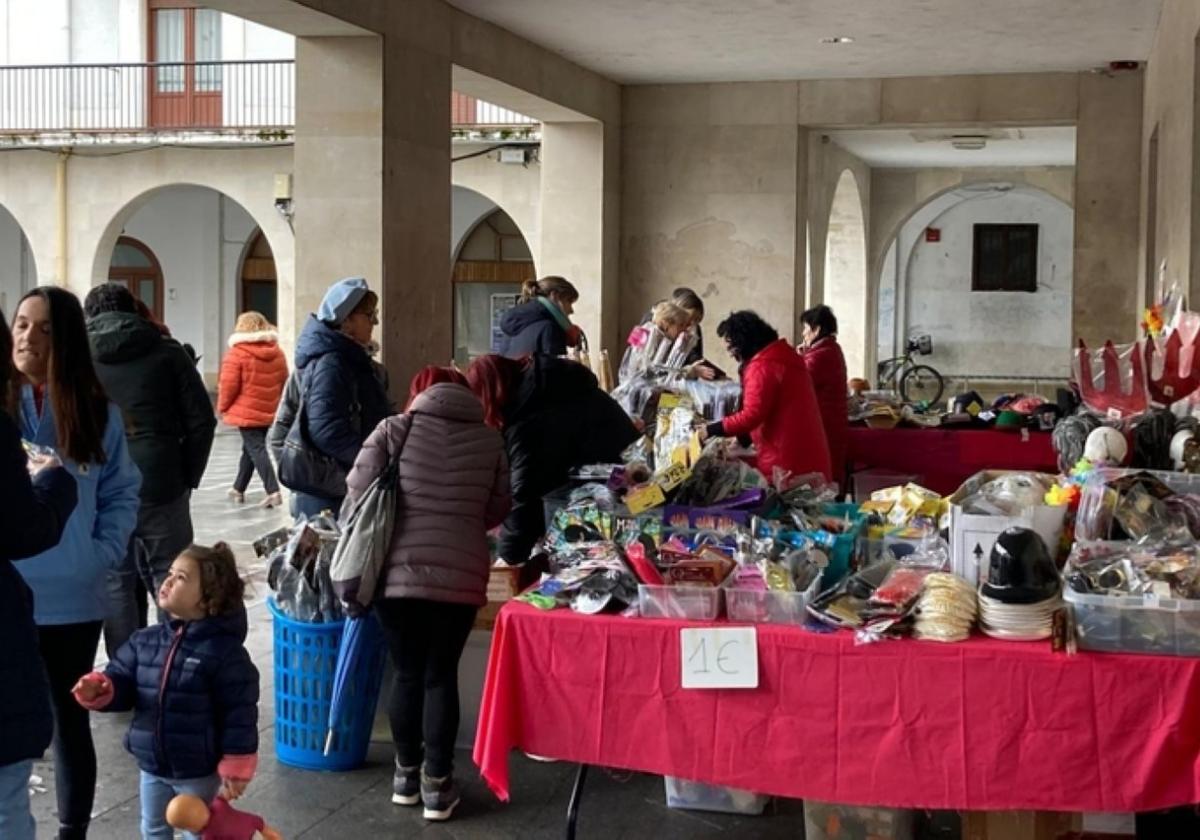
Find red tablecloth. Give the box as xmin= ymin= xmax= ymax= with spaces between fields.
xmin=474 ymin=601 xmax=1200 ymax=812
xmin=848 ymin=427 xmax=1058 ymax=495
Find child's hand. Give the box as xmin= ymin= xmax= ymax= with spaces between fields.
xmin=71 ymin=672 xmax=113 ymax=709
xmin=220 ymin=778 xmax=248 ymax=801
xmin=217 ymin=754 xmax=258 ymax=802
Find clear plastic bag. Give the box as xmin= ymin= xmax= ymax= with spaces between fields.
xmin=267 ymin=517 xmax=343 ymax=623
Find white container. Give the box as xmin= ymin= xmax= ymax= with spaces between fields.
xmin=663 ymin=776 xmax=768 ymax=815
xmin=804 ymin=801 xmax=915 ymax=840
xmin=725 ymin=577 xmax=821 ymax=625
xmin=947 ymin=470 xmax=1066 ymax=586
xmin=637 ymin=584 xmax=722 ymax=620
xmin=1064 ymin=586 xmax=1200 ymax=656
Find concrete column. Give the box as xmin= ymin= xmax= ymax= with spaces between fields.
xmin=1073 ymin=71 xmax=1143 ymax=345
xmin=292 ymin=36 xmax=383 ymax=354
xmin=539 ymin=121 xmax=620 ymax=358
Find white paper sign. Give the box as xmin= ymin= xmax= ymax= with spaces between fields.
xmin=680 ymin=626 xmax=758 ymax=689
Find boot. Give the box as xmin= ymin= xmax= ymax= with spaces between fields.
xmin=392 ymin=760 xmax=420 ymax=806
xmin=420 ymin=768 xmax=460 ymax=822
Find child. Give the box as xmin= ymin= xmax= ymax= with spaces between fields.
xmin=72 ymin=543 xmax=259 ymax=840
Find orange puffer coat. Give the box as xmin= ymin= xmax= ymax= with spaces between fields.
xmin=217 ymin=332 xmax=289 ymax=428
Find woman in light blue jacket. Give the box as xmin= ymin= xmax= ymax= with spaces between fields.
xmin=10 ymin=287 xmax=141 ymax=840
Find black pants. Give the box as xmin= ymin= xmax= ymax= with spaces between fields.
xmin=234 ymin=427 xmax=279 ymax=494
xmin=38 ymin=621 xmax=103 ymax=836
xmin=375 ymin=598 xmax=476 ymax=778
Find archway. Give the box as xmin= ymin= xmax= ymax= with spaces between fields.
xmin=875 ymin=182 xmax=1074 ymax=383
xmin=450 ymin=190 xmax=536 ymax=365
xmin=109 ymin=236 xmax=165 ymax=321
xmin=0 ymin=203 xmax=36 ymax=316
xmin=91 ymin=184 xmax=287 ymax=382
xmin=824 ymin=170 xmax=868 ymax=378
xmin=239 ymin=229 xmax=279 ymax=325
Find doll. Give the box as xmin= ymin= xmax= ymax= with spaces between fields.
xmin=166 ymin=794 xmax=283 ymax=840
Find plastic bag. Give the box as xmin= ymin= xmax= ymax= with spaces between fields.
xmin=267 ymin=516 xmax=343 ymax=623
xmin=960 ymin=472 xmax=1054 ymax=517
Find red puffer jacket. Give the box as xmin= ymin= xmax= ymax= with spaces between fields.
xmin=720 ymin=339 xmax=831 ymax=482
xmin=217 ymin=332 xmax=289 ymax=428
xmin=801 ymin=335 xmax=848 ymax=486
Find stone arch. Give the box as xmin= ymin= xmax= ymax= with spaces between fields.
xmin=823 ymin=169 xmax=869 ymax=378
xmin=451 ymin=167 xmax=541 ymax=267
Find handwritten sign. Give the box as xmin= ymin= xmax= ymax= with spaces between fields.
xmin=680 ymin=626 xmax=758 ymax=689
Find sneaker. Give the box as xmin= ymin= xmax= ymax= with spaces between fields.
xmin=260 ymin=492 xmax=283 ymax=509
xmin=421 ymin=769 xmax=460 ymax=821
xmin=392 ymin=762 xmax=420 ymax=806
xmin=227 ymin=488 xmax=245 ymax=503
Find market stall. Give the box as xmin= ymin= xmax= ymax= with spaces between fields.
xmin=847 ymin=427 xmax=1058 ymax=497
xmin=474 ymin=601 xmax=1200 ymax=813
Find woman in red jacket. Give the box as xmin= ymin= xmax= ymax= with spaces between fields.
xmin=799 ymin=305 xmax=849 ymax=492
xmin=700 ymin=311 xmax=831 ymax=483
xmin=217 ymin=312 xmax=289 ymax=507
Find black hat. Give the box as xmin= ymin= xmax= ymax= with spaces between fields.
xmin=981 ymin=527 xmax=1060 ymax=604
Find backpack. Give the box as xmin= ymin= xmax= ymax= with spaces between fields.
xmin=329 ymin=415 xmax=411 ymax=616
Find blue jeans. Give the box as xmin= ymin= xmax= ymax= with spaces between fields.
xmin=292 ymin=491 xmax=342 ymax=522
xmin=0 ymin=760 xmax=34 ymax=840
xmin=139 ymin=770 xmax=221 ymax=840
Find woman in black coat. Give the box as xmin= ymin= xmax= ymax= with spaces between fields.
xmin=0 ymin=307 xmax=77 ymax=840
xmin=496 ymin=276 xmax=580 ymax=359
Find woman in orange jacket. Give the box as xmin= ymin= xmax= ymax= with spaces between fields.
xmin=217 ymin=312 xmax=289 ymax=507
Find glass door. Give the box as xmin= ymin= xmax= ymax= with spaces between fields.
xmin=149 ymin=3 xmax=222 ymax=127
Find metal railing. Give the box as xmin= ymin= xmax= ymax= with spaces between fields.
xmin=0 ymin=60 xmax=294 ymax=134
xmin=451 ymin=91 xmax=536 ymax=128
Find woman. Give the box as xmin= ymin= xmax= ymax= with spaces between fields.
xmin=699 ymin=310 xmax=831 ymax=483
xmin=799 ymin=305 xmax=849 ymax=491
xmin=0 ymin=306 xmax=77 ymax=840
xmin=276 ymin=276 xmax=391 ymax=519
xmin=10 ymin=287 xmax=142 ymax=840
xmin=468 ymin=353 xmax=641 ymax=566
xmin=218 ymin=311 xmax=288 ymax=508
xmin=496 ymin=276 xmax=580 ymax=359
xmin=344 ymin=367 xmax=510 ymax=823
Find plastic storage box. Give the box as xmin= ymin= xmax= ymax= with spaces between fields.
xmin=725 ymin=576 xmax=821 ymax=626
xmin=663 ymin=776 xmax=769 ymax=815
xmin=638 ymin=584 xmax=722 ymax=620
xmin=1064 ymin=587 xmax=1200 ymax=656
xmin=803 ymin=801 xmax=915 ymax=840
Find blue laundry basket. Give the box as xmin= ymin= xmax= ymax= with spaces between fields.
xmin=269 ymin=598 xmax=386 ymax=771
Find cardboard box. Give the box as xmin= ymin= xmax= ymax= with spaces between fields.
xmin=962 ymin=811 xmax=1080 ymax=840
xmin=474 ymin=565 xmax=520 ymax=631
xmin=948 ymin=470 xmax=1066 ymax=587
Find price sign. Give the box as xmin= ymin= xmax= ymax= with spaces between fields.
xmin=656 ymin=462 xmax=691 ymax=491
xmin=680 ymin=627 xmax=758 ymax=689
xmin=626 ymin=482 xmax=666 ymax=514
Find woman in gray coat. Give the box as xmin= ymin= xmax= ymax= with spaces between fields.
xmin=344 ymin=366 xmax=510 ymax=823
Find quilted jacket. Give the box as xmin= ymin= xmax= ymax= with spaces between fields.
xmin=99 ymin=607 xmax=259 ymax=779
xmin=344 ymin=383 xmax=511 ymax=606
xmin=217 ymin=331 xmax=289 ymax=428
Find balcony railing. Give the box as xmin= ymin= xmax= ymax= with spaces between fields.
xmin=0 ymin=60 xmax=294 ymax=135
xmin=451 ymin=92 xmax=536 ymax=128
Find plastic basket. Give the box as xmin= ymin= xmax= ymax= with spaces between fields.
xmin=269 ymin=598 xmax=387 ymax=771
xmin=820 ymin=502 xmax=868 ymax=586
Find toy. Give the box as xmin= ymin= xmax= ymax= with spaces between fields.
xmin=1170 ymin=429 xmax=1196 ymax=470
xmin=1083 ymin=426 xmax=1128 ymax=466
xmin=1075 ymin=339 xmax=1148 ymax=418
xmin=166 ymin=794 xmax=282 ymax=840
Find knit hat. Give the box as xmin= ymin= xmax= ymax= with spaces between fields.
xmin=318 ymin=276 xmax=370 ymax=325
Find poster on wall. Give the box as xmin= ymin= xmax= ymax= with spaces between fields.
xmin=490 ymin=293 xmax=520 ymax=352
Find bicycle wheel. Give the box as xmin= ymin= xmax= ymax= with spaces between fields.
xmin=900 ymin=364 xmax=944 ymax=406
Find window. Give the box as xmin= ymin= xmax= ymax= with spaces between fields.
xmin=972 ymin=223 xmax=1039 ymax=293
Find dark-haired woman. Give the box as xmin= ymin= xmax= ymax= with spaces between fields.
xmin=11 ymin=287 xmax=141 ymax=840
xmin=0 ymin=305 xmax=77 ymax=840
xmin=700 ymin=310 xmax=831 ymax=483
xmin=496 ymin=276 xmax=580 ymax=359
xmin=800 ymin=304 xmax=849 ymax=490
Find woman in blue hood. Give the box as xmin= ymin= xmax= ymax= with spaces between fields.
xmin=10 ymin=287 xmax=142 ymax=840
xmin=497 ymin=276 xmax=580 ymax=359
xmin=274 ymin=277 xmax=392 ymax=519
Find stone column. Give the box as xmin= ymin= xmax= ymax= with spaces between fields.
xmin=539 ymin=121 xmax=620 ymax=359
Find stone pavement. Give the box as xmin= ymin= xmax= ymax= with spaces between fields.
xmin=31 ymin=428 xmax=945 ymax=838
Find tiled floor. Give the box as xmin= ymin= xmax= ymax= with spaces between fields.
xmin=32 ymin=428 xmax=823 ymax=838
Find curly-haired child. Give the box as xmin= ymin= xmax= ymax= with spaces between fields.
xmin=72 ymin=543 xmax=259 ymax=839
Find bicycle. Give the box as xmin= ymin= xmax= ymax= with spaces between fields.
xmin=876 ymin=335 xmax=945 ymax=406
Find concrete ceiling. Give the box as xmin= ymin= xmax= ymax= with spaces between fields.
xmin=828 ymin=126 xmax=1077 ymax=168
xmin=444 ymin=0 xmax=1162 ymax=84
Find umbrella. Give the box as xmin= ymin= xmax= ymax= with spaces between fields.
xmin=325 ymin=612 xmax=386 ymax=756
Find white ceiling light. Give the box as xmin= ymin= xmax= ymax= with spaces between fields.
xmin=820 ymin=35 xmax=854 ymax=44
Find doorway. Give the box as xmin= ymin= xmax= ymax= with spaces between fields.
xmin=148 ymin=1 xmax=223 ymax=128
xmin=240 ymin=229 xmax=278 ymax=325
xmin=108 ymin=236 xmax=165 ymax=322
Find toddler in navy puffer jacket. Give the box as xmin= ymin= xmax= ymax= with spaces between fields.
xmin=72 ymin=542 xmax=260 ymax=840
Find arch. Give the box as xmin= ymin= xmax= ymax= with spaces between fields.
xmin=0 ymin=202 xmax=37 ymax=315
xmin=823 ymin=169 xmax=868 ymax=378
xmin=450 ymin=171 xmax=541 ymax=267
xmin=238 ymin=228 xmax=279 ymax=325
xmin=109 ymin=235 xmax=165 ymax=321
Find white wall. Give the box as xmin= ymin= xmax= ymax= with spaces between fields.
xmin=2 ymin=0 xmax=70 ymax=64
xmin=120 ymin=186 xmax=259 ymax=381
xmin=0 ymin=204 xmax=34 ymax=316
xmin=902 ymin=188 xmax=1073 ymax=379
xmin=452 ymin=185 xmax=498 ymax=257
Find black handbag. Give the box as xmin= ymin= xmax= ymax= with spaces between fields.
xmin=277 ymin=372 xmax=360 ymax=499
